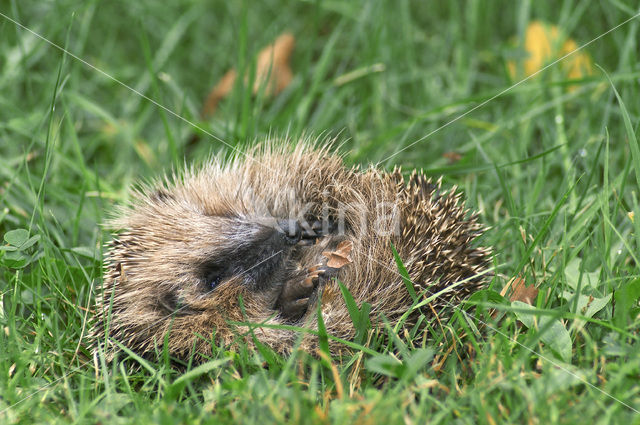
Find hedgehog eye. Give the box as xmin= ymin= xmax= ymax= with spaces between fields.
xmin=202 ymin=264 xmax=224 ymax=291
xmin=208 ymin=275 xmax=221 ymax=289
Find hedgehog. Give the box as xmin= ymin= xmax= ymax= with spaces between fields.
xmin=92 ymin=140 xmax=490 ymax=361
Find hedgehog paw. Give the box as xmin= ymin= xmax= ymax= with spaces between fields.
xmin=277 ymin=264 xmax=339 ymax=320
xmin=277 ymin=273 xmax=317 ymax=321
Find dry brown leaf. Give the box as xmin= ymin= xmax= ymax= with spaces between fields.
xmin=202 ymin=32 xmax=295 ymax=117
xmin=502 ymin=276 xmax=539 ymax=305
xmin=508 ymin=21 xmax=592 ymax=88
xmin=253 ymin=32 xmax=295 ymax=95
xmin=442 ymin=151 xmax=462 ymax=164
xmin=322 ymin=240 xmax=353 ymax=269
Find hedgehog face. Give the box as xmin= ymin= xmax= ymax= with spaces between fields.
xmin=193 ymin=218 xmax=310 ymax=292
xmin=109 ymin=209 xmax=330 ymax=308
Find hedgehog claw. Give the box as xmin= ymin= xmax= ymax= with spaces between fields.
xmin=308 ymin=264 xmax=325 ymax=277
xmin=303 ymin=276 xmax=317 ymax=287
xmin=310 ymin=264 xmax=339 ymax=280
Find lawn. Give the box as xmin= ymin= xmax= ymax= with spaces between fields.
xmin=1 ymin=1 xmax=639 ymax=423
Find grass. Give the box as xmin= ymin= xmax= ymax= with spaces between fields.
xmin=1 ymin=0 xmax=639 ymax=423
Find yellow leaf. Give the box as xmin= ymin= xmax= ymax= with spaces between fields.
xmin=508 ymin=21 xmax=592 ymax=88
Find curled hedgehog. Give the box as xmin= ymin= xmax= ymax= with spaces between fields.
xmin=93 ymin=140 xmax=490 ymax=361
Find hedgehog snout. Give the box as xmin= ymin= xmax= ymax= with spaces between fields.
xmin=276 ymin=219 xmax=303 ymax=244
xmin=275 ymin=218 xmax=326 ymax=246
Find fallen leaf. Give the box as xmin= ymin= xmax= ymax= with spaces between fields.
xmin=442 ymin=151 xmax=462 ymax=164
xmin=253 ymin=32 xmax=295 ymax=95
xmin=322 ymin=240 xmax=353 ymax=269
xmin=502 ymin=276 xmax=538 ymax=305
xmin=508 ymin=21 xmax=592 ymax=89
xmin=202 ymin=32 xmax=295 ymax=117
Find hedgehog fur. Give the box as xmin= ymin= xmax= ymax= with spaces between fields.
xmin=93 ymin=139 xmax=490 ymax=361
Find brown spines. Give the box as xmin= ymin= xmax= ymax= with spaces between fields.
xmin=393 ymin=171 xmax=488 ymax=313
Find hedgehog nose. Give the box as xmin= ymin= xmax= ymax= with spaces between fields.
xmin=277 ymin=219 xmax=302 ymax=245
